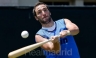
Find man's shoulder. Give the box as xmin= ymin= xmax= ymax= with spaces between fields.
xmin=54 ymin=18 xmax=65 ymax=25
xmin=55 ymin=18 xmax=64 ymax=23
xmin=36 ymin=29 xmax=44 ymax=36
xmin=36 ymin=29 xmax=43 ymax=34
xmin=36 ymin=29 xmax=48 ymax=38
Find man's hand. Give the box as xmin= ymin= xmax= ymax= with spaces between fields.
xmin=59 ymin=30 xmax=71 ymax=38
xmin=51 ymin=35 xmax=60 ymax=43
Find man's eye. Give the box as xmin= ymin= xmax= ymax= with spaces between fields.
xmin=38 ymin=11 xmax=41 ymax=14
xmin=44 ymin=9 xmax=47 ymax=11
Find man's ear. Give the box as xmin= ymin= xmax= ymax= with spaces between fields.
xmin=49 ymin=11 xmax=51 ymax=15
xmin=35 ymin=16 xmax=38 ymax=21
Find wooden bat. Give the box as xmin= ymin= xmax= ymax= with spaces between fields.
xmin=8 ymin=35 xmax=60 ymax=58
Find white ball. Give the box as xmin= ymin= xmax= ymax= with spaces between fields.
xmin=21 ymin=30 xmax=29 ymax=38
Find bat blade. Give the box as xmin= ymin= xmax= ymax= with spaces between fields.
xmin=8 ymin=35 xmax=60 ymax=58
xmin=8 ymin=39 xmax=51 ymax=58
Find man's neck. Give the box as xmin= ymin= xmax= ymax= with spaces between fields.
xmin=42 ymin=20 xmax=54 ymax=28
xmin=42 ymin=20 xmax=56 ymax=31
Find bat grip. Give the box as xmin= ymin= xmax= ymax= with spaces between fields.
xmin=49 ymin=35 xmax=61 ymax=41
xmin=55 ymin=35 xmax=61 ymax=37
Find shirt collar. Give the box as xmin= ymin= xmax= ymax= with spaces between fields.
xmin=42 ymin=22 xmax=56 ymax=31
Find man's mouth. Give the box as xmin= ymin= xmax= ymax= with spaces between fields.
xmin=43 ymin=16 xmax=47 ymax=19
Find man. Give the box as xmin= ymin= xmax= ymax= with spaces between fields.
xmin=33 ymin=2 xmax=80 ymax=58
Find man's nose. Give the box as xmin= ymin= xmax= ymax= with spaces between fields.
xmin=42 ymin=11 xmax=46 ymax=15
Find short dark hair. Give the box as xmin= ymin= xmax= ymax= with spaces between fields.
xmin=33 ymin=2 xmax=48 ymax=16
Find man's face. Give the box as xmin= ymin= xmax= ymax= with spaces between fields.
xmin=35 ymin=4 xmax=51 ymax=24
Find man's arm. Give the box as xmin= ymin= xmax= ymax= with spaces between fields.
xmin=59 ymin=18 xmax=79 ymax=38
xmin=64 ymin=18 xmax=79 ymax=35
xmin=35 ymin=35 xmax=60 ymax=53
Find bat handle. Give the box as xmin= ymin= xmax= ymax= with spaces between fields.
xmin=55 ymin=35 xmax=61 ymax=37
xmin=49 ymin=35 xmax=61 ymax=41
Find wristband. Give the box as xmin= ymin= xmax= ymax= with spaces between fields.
xmin=67 ymin=30 xmax=71 ymax=35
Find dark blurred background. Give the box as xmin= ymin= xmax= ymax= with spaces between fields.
xmin=0 ymin=7 xmax=96 ymax=58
